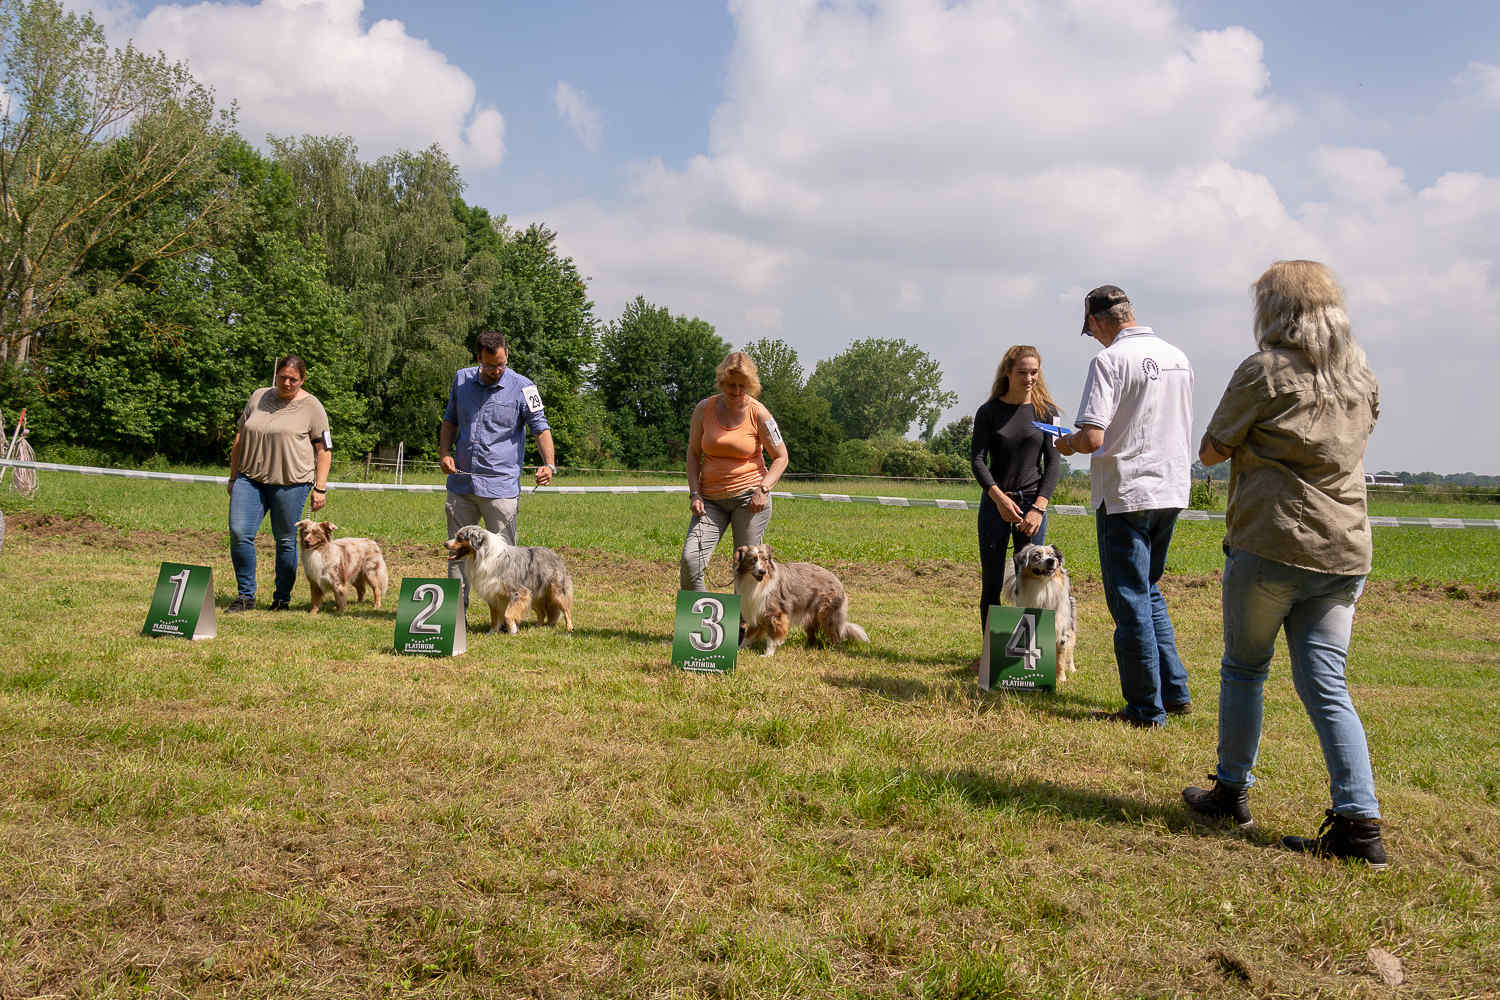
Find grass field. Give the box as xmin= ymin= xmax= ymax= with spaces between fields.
xmin=1 ymin=471 xmax=1497 ymax=997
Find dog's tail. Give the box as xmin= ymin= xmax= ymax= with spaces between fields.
xmin=831 ymin=594 xmax=869 ymax=644
xmin=840 ymin=621 xmax=869 ymax=644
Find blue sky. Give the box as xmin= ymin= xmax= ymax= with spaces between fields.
xmin=85 ymin=0 xmax=1500 ymax=474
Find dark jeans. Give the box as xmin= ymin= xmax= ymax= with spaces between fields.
xmin=1096 ymin=505 xmax=1190 ymax=725
xmin=978 ymin=489 xmax=1047 ymax=630
xmin=229 ymin=476 xmax=312 ymax=603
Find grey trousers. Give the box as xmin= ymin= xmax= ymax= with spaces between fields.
xmin=446 ymin=492 xmax=519 ymax=603
xmin=679 ymin=489 xmax=771 ymax=591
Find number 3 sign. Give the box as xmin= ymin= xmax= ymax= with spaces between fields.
xmin=394 ymin=578 xmax=466 ymax=656
xmin=672 ymin=590 xmax=741 ymax=673
xmin=980 ymin=605 xmax=1058 ymax=691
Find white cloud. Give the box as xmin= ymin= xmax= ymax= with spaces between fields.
xmin=109 ymin=0 xmax=505 ymax=168
xmin=534 ymin=0 xmax=1500 ymax=471
xmin=1311 ymin=146 xmax=1408 ymax=204
xmin=1456 ymin=61 xmax=1500 ymax=104
xmin=553 ymin=81 xmax=602 ymax=153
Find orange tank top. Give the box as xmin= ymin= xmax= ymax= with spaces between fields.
xmin=698 ymin=396 xmax=769 ymax=499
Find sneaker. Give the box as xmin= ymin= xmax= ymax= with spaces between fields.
xmin=1092 ymin=707 xmax=1161 ymax=728
xmin=1283 ymin=810 xmax=1389 ymax=868
xmin=225 ymin=596 xmax=255 ymax=613
xmin=269 ymin=599 xmax=291 ymax=611
xmin=1182 ymin=777 xmax=1253 ymax=827
xmin=1165 ymin=701 xmax=1193 ymax=716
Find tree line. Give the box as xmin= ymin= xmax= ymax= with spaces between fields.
xmin=1 ymin=0 xmax=967 ymax=476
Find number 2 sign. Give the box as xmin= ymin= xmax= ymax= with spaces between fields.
xmin=394 ymin=578 xmax=466 ymax=656
xmin=980 ymin=606 xmax=1057 ymax=691
xmin=672 ymin=590 xmax=741 ymax=673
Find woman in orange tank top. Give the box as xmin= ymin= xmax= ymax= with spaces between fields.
xmin=680 ymin=352 xmax=790 ymax=591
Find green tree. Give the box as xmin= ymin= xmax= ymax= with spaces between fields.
xmin=807 ymin=337 xmax=957 ymax=440
xmin=742 ymin=337 xmax=840 ymax=474
xmin=24 ymin=138 xmax=364 ymax=461
xmin=929 ymin=415 xmax=974 ymax=457
xmin=595 ymin=296 xmax=729 ymax=467
xmin=270 ymin=136 xmax=493 ymax=452
xmin=880 ymin=441 xmax=937 ymax=479
xmin=0 ymin=0 xmax=239 ymax=363
xmin=475 ymin=212 xmax=598 ymax=466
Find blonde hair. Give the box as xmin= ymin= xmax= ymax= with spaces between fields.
xmin=989 ymin=345 xmax=1059 ymax=421
xmin=715 ymin=351 xmax=762 ymax=397
xmin=1252 ymin=260 xmax=1375 ymax=405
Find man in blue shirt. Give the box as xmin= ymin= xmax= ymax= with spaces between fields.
xmin=439 ymin=330 xmax=556 ymax=602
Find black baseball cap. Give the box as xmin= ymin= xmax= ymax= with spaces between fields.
xmin=1081 ymin=284 xmax=1130 ymax=335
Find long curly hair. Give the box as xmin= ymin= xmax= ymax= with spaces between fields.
xmin=1252 ymin=260 xmax=1375 ymax=407
xmin=989 ymin=345 xmax=1059 ymax=421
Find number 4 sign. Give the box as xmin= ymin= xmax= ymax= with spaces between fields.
xmin=980 ymin=605 xmax=1058 ymax=691
xmin=142 ymin=563 xmax=216 ymax=639
xmin=394 ymin=578 xmax=466 ymax=656
xmin=672 ymin=590 xmax=741 ymax=673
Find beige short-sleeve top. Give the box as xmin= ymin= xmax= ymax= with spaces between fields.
xmin=236 ymin=387 xmax=330 ymax=486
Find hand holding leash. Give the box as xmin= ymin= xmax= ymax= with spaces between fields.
xmin=988 ymin=485 xmax=1023 ymax=523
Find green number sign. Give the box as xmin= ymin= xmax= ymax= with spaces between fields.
xmin=394 ymin=578 xmax=466 ymax=656
xmin=142 ymin=563 xmax=216 ymax=640
xmin=980 ymin=606 xmax=1057 ymax=691
xmin=672 ymin=590 xmax=741 ymax=673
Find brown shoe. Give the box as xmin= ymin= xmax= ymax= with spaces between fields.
xmin=1165 ymin=701 xmax=1193 ymax=716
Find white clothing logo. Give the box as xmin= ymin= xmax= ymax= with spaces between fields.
xmin=1142 ymin=358 xmax=1160 ymax=381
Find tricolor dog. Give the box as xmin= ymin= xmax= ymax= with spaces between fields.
xmin=444 ymin=524 xmax=574 ymax=634
xmin=733 ymin=543 xmax=869 ymax=656
xmin=1002 ymin=542 xmax=1077 ymax=683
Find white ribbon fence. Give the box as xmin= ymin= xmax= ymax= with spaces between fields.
xmin=3 ymin=458 xmax=1499 ymax=529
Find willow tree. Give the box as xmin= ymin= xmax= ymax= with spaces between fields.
xmin=0 ymin=0 xmax=237 ymax=363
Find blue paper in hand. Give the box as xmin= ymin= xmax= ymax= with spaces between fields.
xmin=1032 ymin=420 xmax=1074 ymax=436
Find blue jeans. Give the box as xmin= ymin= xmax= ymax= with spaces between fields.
xmin=1214 ymin=548 xmax=1379 ymax=818
xmin=978 ymin=491 xmax=1047 ymax=629
xmin=1096 ymin=505 xmax=1190 ymax=724
xmin=229 ymin=477 xmax=312 ymax=603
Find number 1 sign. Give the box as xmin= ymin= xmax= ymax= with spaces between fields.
xmin=142 ymin=563 xmax=216 ymax=639
xmin=980 ymin=605 xmax=1057 ymax=691
xmin=394 ymin=578 xmax=466 ymax=656
xmin=672 ymin=590 xmax=741 ymax=673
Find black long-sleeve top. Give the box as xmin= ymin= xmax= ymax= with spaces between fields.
xmin=970 ymin=399 xmax=1061 ymax=499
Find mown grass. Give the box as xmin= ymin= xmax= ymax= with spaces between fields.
xmin=0 ymin=472 xmax=1497 ymax=997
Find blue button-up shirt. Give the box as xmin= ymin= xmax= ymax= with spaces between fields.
xmin=442 ymin=367 xmax=550 ymax=499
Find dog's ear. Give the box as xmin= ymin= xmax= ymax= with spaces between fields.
xmin=1051 ymin=545 xmax=1063 ymax=565
xmin=321 ymin=521 xmax=337 ymax=534
xmin=761 ymin=544 xmax=774 ymax=565
xmin=1014 ymin=549 xmax=1027 ymax=577
xmin=296 ymin=519 xmax=311 ymax=530
xmin=732 ymin=546 xmax=747 ymax=570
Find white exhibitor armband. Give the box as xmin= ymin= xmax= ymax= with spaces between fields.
xmin=762 ymin=415 xmax=783 ymax=447
xmin=522 ymin=385 xmax=544 ymax=413
xmin=321 ymin=430 xmax=333 ymax=450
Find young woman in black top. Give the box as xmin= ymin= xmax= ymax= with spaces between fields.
xmin=970 ymin=345 xmax=1063 ymax=632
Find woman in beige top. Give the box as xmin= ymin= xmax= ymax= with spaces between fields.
xmin=1182 ymin=261 xmax=1386 ymax=868
xmin=225 ymin=356 xmax=332 ymax=612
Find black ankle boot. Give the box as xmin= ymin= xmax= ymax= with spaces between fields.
xmin=1182 ymin=777 xmax=1253 ymax=827
xmin=1283 ymin=810 xmax=1388 ymax=868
